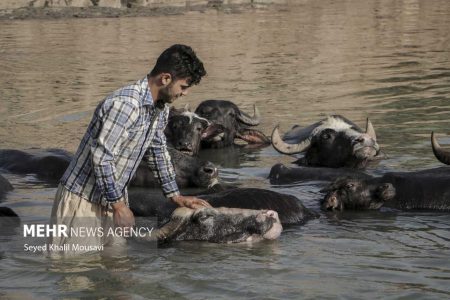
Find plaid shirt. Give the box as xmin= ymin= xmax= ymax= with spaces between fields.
xmin=61 ymin=76 xmax=180 ymax=206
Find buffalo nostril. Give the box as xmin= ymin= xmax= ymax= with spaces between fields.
xmin=323 ymin=195 xmax=339 ymax=211
xmin=266 ymin=210 xmax=278 ymax=219
xmin=203 ymin=166 xmax=216 ymax=175
xmin=178 ymin=141 xmax=190 ymax=147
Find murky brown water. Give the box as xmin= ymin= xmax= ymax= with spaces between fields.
xmin=1 ymin=0 xmax=450 ymax=298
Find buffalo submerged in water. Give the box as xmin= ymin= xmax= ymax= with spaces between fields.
xmin=164 ymin=106 xmax=224 ymax=156
xmin=0 ymin=148 xmax=219 ymax=189
xmin=194 ymin=100 xmax=270 ymax=149
xmin=271 ymin=115 xmax=380 ymax=168
xmin=320 ymin=132 xmax=450 ymax=212
xmin=269 ymin=115 xmax=380 ymax=184
xmin=140 ymin=206 xmax=283 ymax=243
xmin=129 ymin=187 xmax=318 ymax=226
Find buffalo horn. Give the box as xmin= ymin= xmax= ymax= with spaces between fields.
xmin=365 ymin=118 xmax=377 ymax=141
xmin=431 ymin=132 xmax=450 ymax=165
xmin=237 ymin=104 xmax=261 ymax=126
xmin=152 ymin=211 xmax=188 ymax=241
xmin=271 ymin=125 xmax=311 ymax=154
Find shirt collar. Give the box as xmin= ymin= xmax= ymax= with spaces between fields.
xmin=140 ymin=75 xmax=154 ymax=107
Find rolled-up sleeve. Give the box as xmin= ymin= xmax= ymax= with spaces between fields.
xmin=145 ymin=114 xmax=180 ymax=198
xmin=90 ymin=99 xmax=138 ymax=202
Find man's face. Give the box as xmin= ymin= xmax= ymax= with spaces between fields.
xmin=158 ymin=78 xmax=191 ymax=104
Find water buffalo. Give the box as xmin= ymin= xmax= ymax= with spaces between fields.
xmin=269 ymin=163 xmax=371 ymax=185
xmin=271 ymin=115 xmax=380 ymax=168
xmin=165 ymin=107 xmax=224 ymax=156
xmin=129 ymin=187 xmax=317 ymax=225
xmin=0 ymin=149 xmax=72 ymax=181
xmin=320 ymin=133 xmax=450 ymax=211
xmin=140 ymin=206 xmax=282 ymax=243
xmin=320 ymin=168 xmax=450 ymax=211
xmin=0 ymin=174 xmax=13 ymax=199
xmin=194 ymin=100 xmax=270 ymax=148
xmin=0 ymin=148 xmax=219 ymax=189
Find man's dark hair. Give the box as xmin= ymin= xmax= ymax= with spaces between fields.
xmin=150 ymin=44 xmax=206 ymax=86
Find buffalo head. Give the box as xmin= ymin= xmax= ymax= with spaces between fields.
xmin=320 ymin=177 xmax=395 ymax=211
xmin=151 ymin=206 xmax=282 ymax=243
xmin=195 ymin=100 xmax=270 ymax=148
xmin=131 ymin=148 xmax=219 ymax=189
xmin=272 ymin=115 xmax=380 ymax=168
xmin=165 ymin=107 xmax=224 ymax=156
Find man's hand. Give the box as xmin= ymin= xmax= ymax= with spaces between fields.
xmin=170 ymin=195 xmax=212 ymax=209
xmin=111 ymin=201 xmax=135 ymax=228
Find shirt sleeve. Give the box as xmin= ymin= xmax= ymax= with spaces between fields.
xmin=145 ymin=110 xmax=180 ymax=198
xmin=90 ymin=99 xmax=139 ymax=203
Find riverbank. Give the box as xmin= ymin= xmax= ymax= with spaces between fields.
xmin=0 ymin=0 xmax=291 ymax=20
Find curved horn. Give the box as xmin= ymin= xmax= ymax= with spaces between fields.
xmin=431 ymin=132 xmax=450 ymax=165
xmin=271 ymin=125 xmax=311 ymax=154
xmin=151 ymin=209 xmax=190 ymax=241
xmin=237 ymin=104 xmax=260 ymax=126
xmin=365 ymin=118 xmax=377 ymax=141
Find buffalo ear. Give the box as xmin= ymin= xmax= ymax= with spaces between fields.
xmin=236 ymin=129 xmax=270 ymax=144
xmin=201 ymin=124 xmax=224 ymax=140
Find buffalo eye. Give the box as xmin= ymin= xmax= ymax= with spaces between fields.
xmin=196 ymin=126 xmax=203 ymax=132
xmin=196 ymin=213 xmax=213 ymax=223
xmin=321 ymin=133 xmax=331 ymax=140
xmin=345 ymin=183 xmax=355 ymax=190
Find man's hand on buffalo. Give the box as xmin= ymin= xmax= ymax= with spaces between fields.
xmin=112 ymin=200 xmax=136 ymax=229
xmin=171 ymin=195 xmax=212 ymax=209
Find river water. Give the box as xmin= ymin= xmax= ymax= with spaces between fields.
xmin=1 ymin=0 xmax=450 ymax=298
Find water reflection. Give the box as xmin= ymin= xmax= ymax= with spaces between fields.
xmin=1 ymin=0 xmax=450 ymax=298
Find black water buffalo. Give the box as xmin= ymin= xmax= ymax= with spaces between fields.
xmin=269 ymin=163 xmax=372 ymax=185
xmin=271 ymin=115 xmax=380 ymax=169
xmin=140 ymin=206 xmax=282 ymax=243
xmin=321 ymin=133 xmax=450 ymax=211
xmin=0 ymin=148 xmax=219 ymax=189
xmin=129 ymin=187 xmax=317 ymax=225
xmin=321 ymin=169 xmax=450 ymax=211
xmin=0 ymin=174 xmax=13 ymax=199
xmin=0 ymin=149 xmax=72 ymax=181
xmin=194 ymin=100 xmax=270 ymax=148
xmin=165 ymin=107 xmax=224 ymax=156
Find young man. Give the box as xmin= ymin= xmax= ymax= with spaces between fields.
xmin=49 ymin=44 xmax=210 ymax=253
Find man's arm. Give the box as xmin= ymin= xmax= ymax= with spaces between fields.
xmin=90 ymin=99 xmax=138 ymax=227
